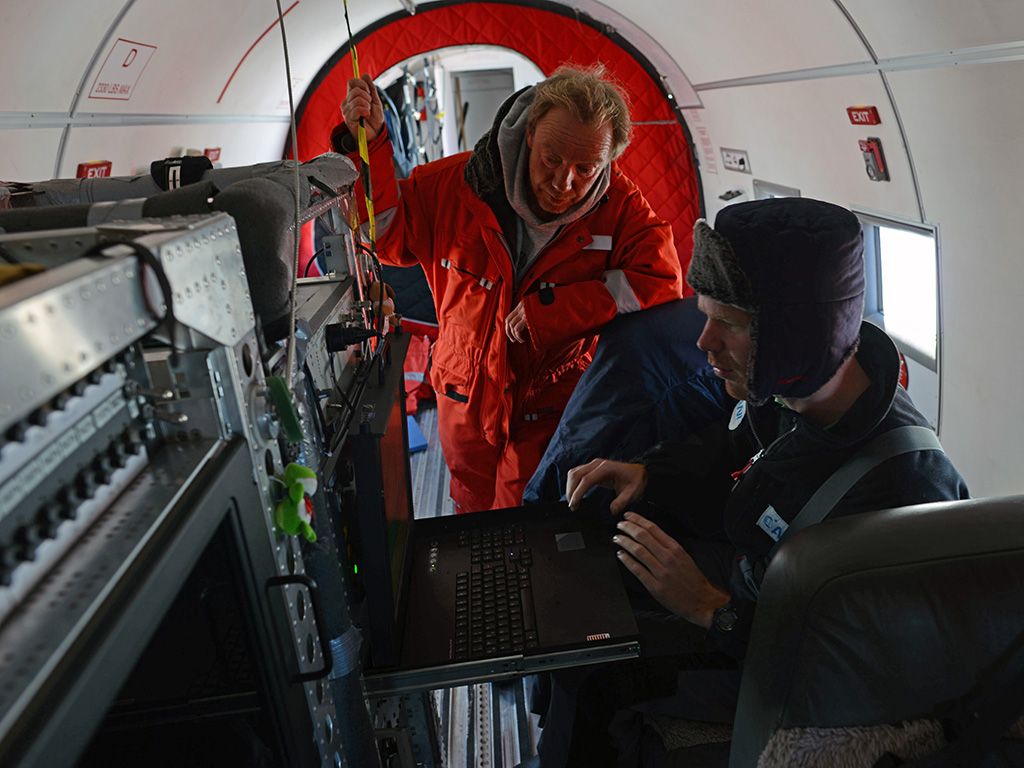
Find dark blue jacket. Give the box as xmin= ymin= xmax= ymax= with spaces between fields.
xmin=523 ymin=298 xmax=733 ymax=504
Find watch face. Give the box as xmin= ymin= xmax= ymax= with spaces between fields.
xmin=714 ymin=605 xmax=739 ymax=632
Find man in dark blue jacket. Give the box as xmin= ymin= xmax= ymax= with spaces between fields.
xmin=542 ymin=198 xmax=968 ymax=767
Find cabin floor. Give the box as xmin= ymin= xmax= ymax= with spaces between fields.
xmin=408 ymin=403 xmax=543 ymax=768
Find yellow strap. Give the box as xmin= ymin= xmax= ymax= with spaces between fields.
xmin=343 ymin=0 xmax=376 ymax=247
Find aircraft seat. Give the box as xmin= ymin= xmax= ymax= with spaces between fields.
xmin=731 ymin=494 xmax=1024 ymax=766
xmin=639 ymin=495 xmax=1024 ymax=767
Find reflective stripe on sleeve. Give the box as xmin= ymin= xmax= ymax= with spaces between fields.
xmin=360 ymin=206 xmax=397 ymax=242
xmin=602 ymin=269 xmax=642 ymax=314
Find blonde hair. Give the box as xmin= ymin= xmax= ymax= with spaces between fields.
xmin=527 ymin=64 xmax=632 ymax=160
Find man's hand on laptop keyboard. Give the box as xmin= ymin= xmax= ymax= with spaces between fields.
xmin=566 ymin=459 xmax=648 ymax=515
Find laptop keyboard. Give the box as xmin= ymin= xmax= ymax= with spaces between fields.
xmin=452 ymin=524 xmax=539 ymax=660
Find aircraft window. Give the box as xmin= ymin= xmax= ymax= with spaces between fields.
xmin=858 ymin=213 xmax=941 ymax=428
xmin=860 ymin=217 xmax=939 ymax=371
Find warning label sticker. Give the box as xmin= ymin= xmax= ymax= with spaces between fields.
xmin=88 ymin=38 xmax=157 ymax=101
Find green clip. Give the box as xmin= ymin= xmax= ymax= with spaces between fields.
xmin=266 ymin=375 xmax=303 ymax=443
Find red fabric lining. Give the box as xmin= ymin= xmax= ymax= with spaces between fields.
xmin=295 ymin=1 xmax=699 ymax=290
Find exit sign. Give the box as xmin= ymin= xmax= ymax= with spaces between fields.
xmin=76 ymin=160 xmax=113 ymax=178
xmin=847 ymin=106 xmax=881 ymax=125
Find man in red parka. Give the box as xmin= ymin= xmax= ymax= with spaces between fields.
xmin=333 ymin=65 xmax=683 ymax=512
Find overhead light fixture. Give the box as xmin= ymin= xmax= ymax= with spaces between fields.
xmin=398 ymin=0 xmax=416 ymax=14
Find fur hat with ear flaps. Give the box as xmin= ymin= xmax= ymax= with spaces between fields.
xmin=687 ymin=198 xmax=866 ymax=404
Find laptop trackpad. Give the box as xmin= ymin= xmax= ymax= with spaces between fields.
xmin=555 ymin=531 xmax=585 ymax=552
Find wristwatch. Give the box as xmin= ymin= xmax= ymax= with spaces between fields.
xmin=712 ymin=603 xmax=739 ymax=633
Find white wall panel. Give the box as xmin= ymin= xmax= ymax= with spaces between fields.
xmin=687 ymin=74 xmax=919 ymax=224
xmin=0 ymin=129 xmax=64 ymax=181
xmin=601 ymin=0 xmax=866 ymax=85
xmin=67 ymin=0 xmax=406 ymax=117
xmin=843 ymin=0 xmax=1024 ymax=59
xmin=58 ymin=123 xmax=290 ymax=178
xmin=887 ymin=62 xmax=1024 ymax=496
xmin=0 ymin=0 xmax=125 ymax=112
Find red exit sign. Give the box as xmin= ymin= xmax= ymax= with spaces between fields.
xmin=847 ymin=106 xmax=881 ymax=125
xmin=76 ymin=160 xmax=113 ymax=178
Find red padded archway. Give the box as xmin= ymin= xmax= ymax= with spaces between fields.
xmin=295 ymin=0 xmax=701 ymax=283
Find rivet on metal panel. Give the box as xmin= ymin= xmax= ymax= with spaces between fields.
xmin=125 ymin=268 xmax=135 ymax=279
xmin=63 ymin=295 xmax=73 ymax=309
xmin=45 ymin=304 xmax=55 ymax=315
xmin=80 ymin=288 xmax=90 ymax=301
xmin=1 ymin=325 xmax=13 ymax=339
xmin=112 ymin=274 xmax=121 ymax=285
xmin=26 ymin=313 xmax=36 ymax=324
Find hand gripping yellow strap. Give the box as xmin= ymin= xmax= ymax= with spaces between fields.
xmin=343 ymin=0 xmax=376 ymax=248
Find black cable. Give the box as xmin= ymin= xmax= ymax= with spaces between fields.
xmin=303 ymin=360 xmax=333 ymax=445
xmin=302 ymin=246 xmax=327 ymax=278
xmin=354 ymin=240 xmax=386 ymax=340
xmin=82 ymin=239 xmax=180 ymax=363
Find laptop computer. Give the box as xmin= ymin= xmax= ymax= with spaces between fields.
xmin=334 ymin=335 xmax=640 ymax=695
xmin=362 ymin=498 xmax=641 ymax=695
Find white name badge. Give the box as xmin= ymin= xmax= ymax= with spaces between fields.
xmin=584 ymin=235 xmax=613 ymax=250
xmin=729 ymin=400 xmax=747 ymax=431
xmin=756 ymin=505 xmax=789 ymax=542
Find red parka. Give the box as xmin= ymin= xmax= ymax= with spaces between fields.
xmin=339 ymin=127 xmax=683 ymax=511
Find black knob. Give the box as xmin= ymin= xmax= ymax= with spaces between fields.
xmin=108 ymin=442 xmax=127 ymax=468
xmin=76 ymin=472 xmax=97 ymax=500
xmin=92 ymin=456 xmax=114 ymax=485
xmin=14 ymin=525 xmax=40 ymax=561
xmin=57 ymin=487 xmax=80 ymax=520
xmin=37 ymin=506 xmax=63 ymax=539
xmin=0 ymin=546 xmax=17 ymax=586
xmin=124 ymin=430 xmax=144 ymax=455
xmin=28 ymin=408 xmax=49 ymax=427
xmin=5 ymin=421 xmax=28 ymax=443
